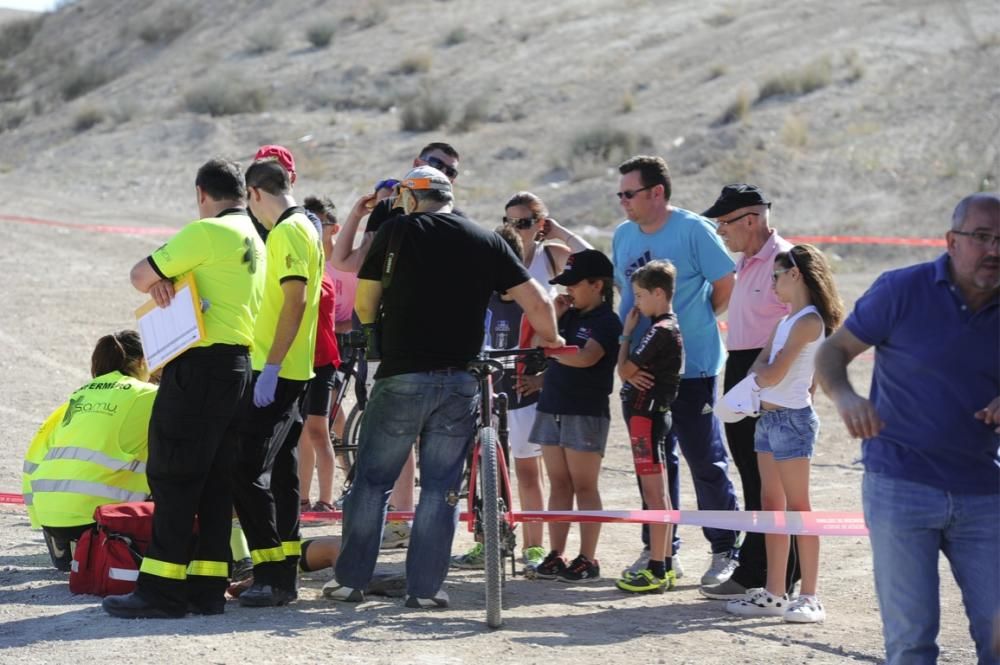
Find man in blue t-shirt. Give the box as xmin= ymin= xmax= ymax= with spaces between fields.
xmin=611 ymin=155 xmax=740 ymax=586
xmin=817 ymin=193 xmax=999 ymax=665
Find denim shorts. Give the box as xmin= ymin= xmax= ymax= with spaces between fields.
xmin=754 ymin=405 xmax=819 ymax=461
xmin=529 ymin=412 xmax=610 ymax=456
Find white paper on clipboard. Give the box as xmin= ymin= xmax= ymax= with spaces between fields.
xmin=134 ymin=273 xmax=206 ymax=371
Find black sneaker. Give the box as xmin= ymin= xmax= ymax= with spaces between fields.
xmin=404 ymin=590 xmax=449 ymax=609
xmin=530 ymin=550 xmax=566 ymax=580
xmin=238 ymin=583 xmax=297 ymax=607
xmin=557 ymin=555 xmax=600 ymax=583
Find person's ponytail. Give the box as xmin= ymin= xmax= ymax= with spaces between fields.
xmin=90 ymin=330 xmax=144 ymax=378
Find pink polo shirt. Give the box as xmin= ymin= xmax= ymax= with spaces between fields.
xmin=726 ymin=230 xmax=793 ymax=351
xmin=326 ymin=261 xmax=358 ymax=325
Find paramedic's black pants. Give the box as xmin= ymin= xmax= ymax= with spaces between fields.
xmin=137 ymin=345 xmax=251 ymax=613
xmin=232 ymin=374 xmax=307 ymax=590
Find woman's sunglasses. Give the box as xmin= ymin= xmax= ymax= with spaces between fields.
xmin=502 ymin=216 xmax=536 ymax=230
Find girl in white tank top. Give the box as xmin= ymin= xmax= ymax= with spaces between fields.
xmin=726 ymin=245 xmax=844 ymax=625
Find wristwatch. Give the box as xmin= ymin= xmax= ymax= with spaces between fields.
xmin=618 ymin=334 xmax=632 ymax=343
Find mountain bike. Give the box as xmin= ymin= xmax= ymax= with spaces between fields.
xmin=465 ymin=345 xmax=576 ymax=629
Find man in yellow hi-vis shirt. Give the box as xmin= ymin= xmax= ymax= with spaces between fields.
xmin=234 ymin=158 xmax=323 ymax=607
xmin=103 ymin=159 xmax=265 ymax=619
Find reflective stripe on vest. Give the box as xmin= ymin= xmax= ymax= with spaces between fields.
xmin=43 ymin=446 xmax=146 ymax=475
xmin=140 ymin=557 xmax=187 ymax=580
xmin=250 ymin=545 xmax=285 ymax=565
xmin=281 ymin=540 xmax=301 ymax=557
xmin=30 ymin=479 xmax=146 ymax=504
xmin=187 ymin=560 xmax=229 ymax=578
xmin=23 ymin=460 xmax=39 ymax=474
xmin=108 ymin=567 xmax=139 ymax=581
xmin=22 ymin=493 xmax=33 ymax=506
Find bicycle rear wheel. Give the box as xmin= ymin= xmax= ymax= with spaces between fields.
xmin=479 ymin=426 xmax=503 ymax=629
xmin=334 ymin=404 xmax=363 ymax=491
xmin=344 ymin=403 xmax=363 ymax=450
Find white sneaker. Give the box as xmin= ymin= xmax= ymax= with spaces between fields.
xmin=380 ymin=521 xmax=411 ymax=549
xmin=701 ymin=550 xmax=738 ymax=586
xmin=726 ymin=587 xmax=789 ymax=617
xmin=672 ymin=552 xmax=684 ymax=579
xmin=784 ymin=595 xmax=825 ymax=623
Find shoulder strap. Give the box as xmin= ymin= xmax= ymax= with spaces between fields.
xmin=381 ymin=222 xmax=405 ymax=289
xmin=543 ymin=244 xmax=558 ymax=279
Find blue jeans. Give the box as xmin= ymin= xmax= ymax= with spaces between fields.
xmin=863 ymin=472 xmax=1000 ymax=665
xmin=334 ymin=371 xmax=478 ymax=598
xmin=640 ymin=376 xmax=739 ymax=554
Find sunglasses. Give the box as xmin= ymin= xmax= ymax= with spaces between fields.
xmin=772 ymin=268 xmax=790 ymax=282
xmin=616 ymin=185 xmax=652 ymax=200
xmin=423 ymin=155 xmax=459 ymax=180
xmin=717 ymin=211 xmax=759 ymax=227
xmin=502 ymin=216 xmax=536 ymax=230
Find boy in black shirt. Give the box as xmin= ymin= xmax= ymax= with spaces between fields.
xmin=617 ymin=260 xmax=683 ymax=593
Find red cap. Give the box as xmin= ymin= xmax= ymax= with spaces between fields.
xmin=254 ymin=145 xmax=296 ymax=178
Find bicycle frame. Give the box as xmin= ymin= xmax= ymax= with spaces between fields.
xmin=464 ymin=346 xmax=578 ymax=629
xmin=464 ymin=375 xmax=516 ymax=570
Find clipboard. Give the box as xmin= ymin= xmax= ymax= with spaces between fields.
xmin=134 ymin=273 xmax=206 ymax=371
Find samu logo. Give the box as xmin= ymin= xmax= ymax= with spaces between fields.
xmin=61 ymin=396 xmax=118 ymax=426
xmin=624 ymin=250 xmax=653 ymax=279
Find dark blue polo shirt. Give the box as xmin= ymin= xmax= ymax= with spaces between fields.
xmin=537 ymin=302 xmax=622 ymax=418
xmin=845 ymin=254 xmax=999 ymax=494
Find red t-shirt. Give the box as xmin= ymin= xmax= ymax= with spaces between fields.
xmin=314 ymin=272 xmax=341 ymax=368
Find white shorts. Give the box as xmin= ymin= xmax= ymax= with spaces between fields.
xmin=507 ymin=404 xmax=542 ymax=459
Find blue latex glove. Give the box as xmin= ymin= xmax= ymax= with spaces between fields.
xmin=253 ymin=364 xmax=281 ymax=408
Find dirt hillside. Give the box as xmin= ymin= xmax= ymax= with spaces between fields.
xmin=0 ymin=0 xmax=997 ymax=236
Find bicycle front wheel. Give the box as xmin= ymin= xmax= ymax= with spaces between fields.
xmin=479 ymin=425 xmax=503 ymax=629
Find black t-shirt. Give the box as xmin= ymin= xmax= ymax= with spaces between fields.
xmin=485 ymin=293 xmax=539 ymax=411
xmin=537 ymin=303 xmax=622 ymax=418
xmin=621 ymin=312 xmax=683 ymax=413
xmin=359 ymin=211 xmax=530 ymax=379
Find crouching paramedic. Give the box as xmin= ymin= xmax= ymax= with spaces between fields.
xmin=23 ymin=331 xmax=156 ymax=571
xmin=103 ymin=158 xmax=265 ymax=618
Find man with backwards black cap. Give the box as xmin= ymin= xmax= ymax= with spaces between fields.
xmin=699 ymin=184 xmax=801 ymax=601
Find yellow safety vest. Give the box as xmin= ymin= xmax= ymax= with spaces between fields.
xmin=22 ymin=371 xmax=157 ymax=528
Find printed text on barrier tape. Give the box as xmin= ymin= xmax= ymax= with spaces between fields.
xmin=2 ymin=214 xmax=946 ymax=248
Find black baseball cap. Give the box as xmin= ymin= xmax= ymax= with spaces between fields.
xmin=550 ymin=249 xmax=614 ymax=286
xmin=702 ymin=184 xmax=771 ymax=218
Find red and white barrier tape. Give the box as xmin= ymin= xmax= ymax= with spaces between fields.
xmin=0 ymin=214 xmax=177 ymax=237
xmin=1 ymin=493 xmax=867 ymax=536
xmin=786 ymin=234 xmax=944 ymax=247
